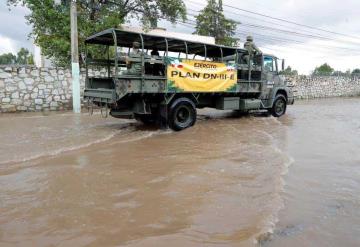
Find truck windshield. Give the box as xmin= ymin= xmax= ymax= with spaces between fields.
xmin=264 ymin=56 xmax=275 ymax=72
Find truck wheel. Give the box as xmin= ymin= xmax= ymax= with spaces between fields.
xmin=168 ymin=97 xmax=197 ymax=131
xmin=271 ymin=94 xmax=287 ymax=117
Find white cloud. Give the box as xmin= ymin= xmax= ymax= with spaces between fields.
xmin=0 ymin=1 xmax=32 ymax=54
xmin=0 ymin=35 xmax=17 ymax=54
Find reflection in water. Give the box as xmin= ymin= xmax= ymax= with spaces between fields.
xmin=1 ymin=98 xmax=360 ymax=246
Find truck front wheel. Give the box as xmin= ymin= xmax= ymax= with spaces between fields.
xmin=271 ymin=94 xmax=287 ymax=117
xmin=168 ymin=97 xmax=197 ymax=131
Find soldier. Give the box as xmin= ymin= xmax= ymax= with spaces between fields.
xmin=123 ymin=41 xmax=143 ymax=75
xmin=151 ymin=47 xmax=160 ymax=57
xmin=243 ymin=36 xmax=262 ymax=65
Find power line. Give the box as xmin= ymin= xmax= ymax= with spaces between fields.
xmin=184 ymin=0 xmax=360 ymax=40
xmin=184 ymin=13 xmax=360 ymax=52
xmin=235 ymin=27 xmax=360 ymax=52
xmin=175 ymin=20 xmax=360 ymax=55
xmin=187 ymin=6 xmax=336 ymax=39
xmin=167 ymin=2 xmax=360 ymax=55
xmin=222 ymin=4 xmax=360 ymax=40
xmin=187 ymin=7 xmax=360 ymax=47
xmin=186 ymin=11 xmax=337 ymax=43
xmin=184 ymin=6 xmax=360 ymax=55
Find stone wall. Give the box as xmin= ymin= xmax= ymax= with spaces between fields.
xmin=291 ymin=76 xmax=360 ymax=99
xmin=1 ymin=65 xmax=360 ymax=113
xmin=0 ymin=65 xmax=108 ymax=113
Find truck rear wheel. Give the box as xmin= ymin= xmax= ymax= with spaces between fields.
xmin=168 ymin=97 xmax=197 ymax=131
xmin=271 ymin=94 xmax=287 ymax=117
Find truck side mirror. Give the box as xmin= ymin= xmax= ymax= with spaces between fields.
xmin=282 ymin=59 xmax=285 ymax=71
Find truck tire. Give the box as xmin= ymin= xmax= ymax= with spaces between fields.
xmin=168 ymin=97 xmax=197 ymax=131
xmin=271 ymin=94 xmax=287 ymax=117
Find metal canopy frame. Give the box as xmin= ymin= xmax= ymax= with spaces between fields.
xmin=85 ymin=28 xmax=276 ymax=85
xmin=85 ymin=28 xmax=240 ymax=58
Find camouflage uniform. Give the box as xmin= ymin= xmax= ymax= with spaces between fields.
xmin=122 ymin=42 xmax=143 ymax=75
xmin=243 ymin=36 xmax=262 ymax=65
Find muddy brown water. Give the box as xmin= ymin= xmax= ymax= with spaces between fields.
xmin=1 ymin=98 xmax=360 ymax=247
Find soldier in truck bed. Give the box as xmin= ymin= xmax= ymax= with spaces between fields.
xmin=243 ymin=36 xmax=262 ymax=65
xmin=123 ymin=41 xmax=143 ymax=75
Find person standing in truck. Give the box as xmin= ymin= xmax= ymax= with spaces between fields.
xmin=151 ymin=47 xmax=160 ymax=57
xmin=243 ymin=36 xmax=262 ymax=65
xmin=123 ymin=41 xmax=143 ymax=75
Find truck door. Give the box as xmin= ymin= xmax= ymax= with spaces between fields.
xmin=262 ymin=56 xmax=277 ymax=98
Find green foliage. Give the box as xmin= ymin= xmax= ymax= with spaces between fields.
xmin=7 ymin=0 xmax=187 ymax=67
xmin=352 ymin=68 xmax=360 ymax=75
xmin=0 ymin=53 xmax=17 ymax=65
xmin=27 ymin=54 xmax=35 ymax=65
xmin=194 ymin=0 xmax=238 ymax=46
xmin=332 ymin=70 xmax=348 ymax=76
xmin=280 ymin=66 xmax=298 ymax=76
xmin=313 ymin=63 xmax=334 ymax=76
xmin=0 ymin=48 xmax=34 ymax=65
xmin=16 ymin=47 xmax=30 ymax=64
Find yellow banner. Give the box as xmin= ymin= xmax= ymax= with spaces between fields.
xmin=167 ymin=59 xmax=237 ymax=92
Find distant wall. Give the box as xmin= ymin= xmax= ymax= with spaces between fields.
xmin=1 ymin=66 xmax=360 ymax=113
xmin=292 ymin=76 xmax=360 ymax=99
xmin=0 ymin=66 xmax=108 ymax=113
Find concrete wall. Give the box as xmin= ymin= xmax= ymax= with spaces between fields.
xmin=1 ymin=65 xmax=360 ymax=113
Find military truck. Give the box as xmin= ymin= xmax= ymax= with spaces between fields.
xmin=84 ymin=28 xmax=294 ymax=131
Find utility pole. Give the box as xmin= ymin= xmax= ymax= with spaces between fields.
xmin=70 ymin=0 xmax=81 ymax=113
xmin=217 ymin=0 xmax=222 ymax=42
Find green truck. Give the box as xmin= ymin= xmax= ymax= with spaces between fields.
xmin=84 ymin=28 xmax=294 ymax=131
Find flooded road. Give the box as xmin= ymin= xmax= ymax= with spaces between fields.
xmin=0 ymin=98 xmax=360 ymax=246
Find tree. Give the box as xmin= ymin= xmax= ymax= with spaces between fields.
xmin=313 ymin=63 xmax=334 ymax=76
xmin=194 ymin=0 xmax=238 ymax=46
xmin=16 ymin=47 xmax=30 ymax=65
xmin=0 ymin=48 xmax=34 ymax=65
xmin=281 ymin=66 xmax=298 ymax=76
xmin=0 ymin=53 xmax=17 ymax=65
xmin=352 ymin=68 xmax=360 ymax=76
xmin=332 ymin=70 xmax=348 ymax=76
xmin=27 ymin=54 xmax=35 ymax=65
xmin=7 ymin=0 xmax=187 ymax=66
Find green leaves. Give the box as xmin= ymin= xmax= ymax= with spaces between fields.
xmin=313 ymin=63 xmax=334 ymax=76
xmin=0 ymin=53 xmax=17 ymax=65
xmin=0 ymin=48 xmax=34 ymax=65
xmin=7 ymin=0 xmax=187 ymax=67
xmin=351 ymin=68 xmax=360 ymax=75
xmin=281 ymin=66 xmax=298 ymax=76
xmin=194 ymin=0 xmax=238 ymax=47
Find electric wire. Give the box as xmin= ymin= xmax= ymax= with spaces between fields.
xmin=184 ymin=0 xmax=360 ymax=40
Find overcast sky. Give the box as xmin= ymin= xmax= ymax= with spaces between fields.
xmin=1 ymin=0 xmax=360 ymax=74
xmin=0 ymin=1 xmax=32 ymax=53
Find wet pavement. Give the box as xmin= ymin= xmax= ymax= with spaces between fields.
xmin=0 ymin=98 xmax=360 ymax=246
